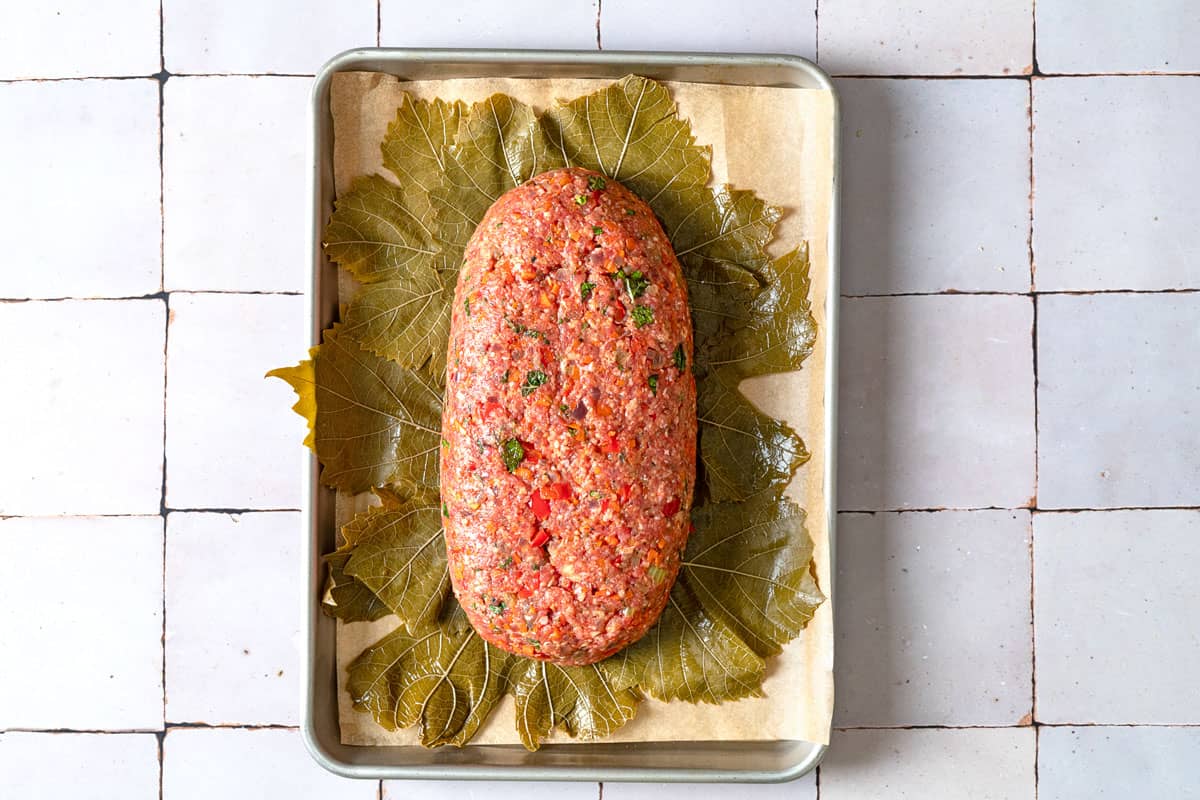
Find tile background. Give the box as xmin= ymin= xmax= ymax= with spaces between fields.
xmin=2 ymin=1 xmax=1197 ymax=797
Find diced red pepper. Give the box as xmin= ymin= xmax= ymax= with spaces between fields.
xmin=517 ymin=585 xmax=535 ymax=598
xmin=662 ymin=497 xmax=681 ymax=517
xmin=602 ymin=434 xmax=620 ymax=454
xmin=519 ymin=439 xmax=541 ymax=463
xmin=611 ymin=302 xmax=626 ymax=323
xmin=530 ymin=528 xmax=550 ymax=547
xmin=542 ymin=481 xmax=573 ymax=501
xmin=617 ymin=483 xmax=632 ymax=503
xmin=531 ymin=491 xmax=551 ymax=520
xmin=482 ymin=400 xmax=503 ymax=417
xmin=601 ymin=498 xmax=616 ymax=514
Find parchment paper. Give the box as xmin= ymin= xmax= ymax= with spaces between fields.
xmin=328 ymin=71 xmax=835 ymax=747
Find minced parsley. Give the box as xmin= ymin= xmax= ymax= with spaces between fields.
xmin=574 ymin=194 xmax=588 ymax=206
xmin=632 ymin=305 xmax=655 ymax=327
xmin=580 ymin=281 xmax=596 ymax=302
xmin=673 ymin=342 xmax=686 ymax=371
xmin=615 ymin=269 xmax=649 ymax=300
xmin=592 ymin=225 xmax=604 ymax=237
xmin=587 ymin=175 xmax=607 ymax=190
xmin=500 ymin=556 xmax=513 ymax=569
xmin=488 ymin=600 xmax=506 ymax=615
xmin=521 ymin=370 xmax=548 ymax=396
xmin=500 ymin=438 xmax=525 ymax=472
xmin=648 ymin=374 xmax=659 ymax=395
xmin=441 ymin=501 xmax=449 ymax=518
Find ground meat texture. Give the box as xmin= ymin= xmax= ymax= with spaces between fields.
xmin=440 ymin=167 xmax=697 ymax=666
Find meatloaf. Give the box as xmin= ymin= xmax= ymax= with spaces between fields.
xmin=440 ymin=167 xmax=697 ymax=666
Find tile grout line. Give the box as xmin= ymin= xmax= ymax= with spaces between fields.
xmin=0 ymin=290 xmax=305 ymax=302
xmin=814 ymin=0 xmax=820 ymax=65
xmin=157 ymin=3 xmax=169 ymax=793
xmin=595 ymin=0 xmax=602 ymax=50
xmin=376 ymin=0 xmax=382 ymax=47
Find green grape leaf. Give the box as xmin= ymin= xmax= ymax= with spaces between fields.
xmin=510 ymin=659 xmax=641 ymax=750
xmin=310 ymin=326 xmax=442 ymax=493
xmin=539 ymin=74 xmax=711 ymax=235
xmin=343 ymin=494 xmax=450 ymax=631
xmin=600 ymin=582 xmax=765 ymax=704
xmin=697 ymin=372 xmax=809 ymax=503
xmin=707 ymin=246 xmax=816 ymax=380
xmin=339 ymin=274 xmax=454 ymax=373
xmin=431 ymin=94 xmax=566 ymax=273
xmin=686 ymin=494 xmax=824 ymax=657
xmin=324 ymin=553 xmax=390 ymax=624
xmin=346 ymin=602 xmax=514 ymax=747
xmin=324 ymin=173 xmax=439 ymax=284
xmin=668 ymin=185 xmax=782 ymax=272
xmin=685 ymin=259 xmax=761 ymax=375
xmin=381 ymin=94 xmax=465 ymax=210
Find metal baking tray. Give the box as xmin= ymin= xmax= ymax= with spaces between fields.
xmin=302 ymin=47 xmax=840 ymax=783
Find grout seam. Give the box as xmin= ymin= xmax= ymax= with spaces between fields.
xmin=0 ymin=290 xmax=305 ymax=303
xmin=841 ymin=287 xmax=1200 ymax=299
xmin=595 ymin=0 xmax=602 ymax=50
xmin=376 ymin=0 xmax=382 ymax=46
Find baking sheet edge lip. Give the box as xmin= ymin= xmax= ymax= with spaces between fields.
xmin=303 ymin=46 xmax=838 ymax=783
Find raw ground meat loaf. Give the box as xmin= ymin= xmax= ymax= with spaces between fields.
xmin=440 ymin=166 xmax=697 ymax=666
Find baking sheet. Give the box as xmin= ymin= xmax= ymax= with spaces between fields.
xmin=327 ymin=71 xmax=835 ymax=748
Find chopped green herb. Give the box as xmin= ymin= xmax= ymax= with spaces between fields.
xmin=501 ymin=368 xmax=511 ymax=383
xmin=500 ymin=438 xmax=525 ymax=472
xmin=574 ymin=194 xmax=588 ymax=206
xmin=488 ymin=600 xmax=506 ymax=615
xmin=673 ymin=342 xmax=686 ymax=372
xmin=625 ymin=208 xmax=636 ymax=216
xmin=592 ymin=225 xmax=604 ymax=237
xmin=587 ymin=175 xmax=607 ymax=190
xmin=648 ymin=374 xmax=659 ymax=395
xmin=559 ymin=404 xmax=570 ymax=415
xmin=521 ymin=370 xmax=548 ymax=396
xmin=505 ymin=316 xmax=548 ymax=343
xmin=614 ymin=269 xmax=649 ymax=300
xmin=500 ymin=556 xmax=513 ymax=569
xmin=463 ymin=297 xmax=471 ymax=316
xmin=441 ymin=501 xmax=450 ymax=518
xmin=441 ymin=438 xmax=450 ymax=448
xmin=647 ymin=565 xmax=668 ymax=584
xmin=580 ymin=281 xmax=596 ymax=302
xmin=632 ymin=305 xmax=655 ymax=327
xmin=588 ymin=489 xmax=606 ymax=499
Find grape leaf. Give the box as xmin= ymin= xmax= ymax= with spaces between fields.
xmin=324 ymin=551 xmax=390 ymax=623
xmin=265 ymin=354 xmax=316 ymax=450
xmin=343 ymin=493 xmax=450 ymax=631
xmin=324 ymin=174 xmax=439 ymax=284
xmin=381 ymin=95 xmax=465 ymax=213
xmin=707 ymin=246 xmax=816 ymax=380
xmin=540 ymin=74 xmax=711 ymax=234
xmin=282 ymin=326 xmax=442 ymax=494
xmin=509 ymin=659 xmax=641 ymax=750
xmin=697 ymin=372 xmax=809 ymax=503
xmin=685 ymin=494 xmax=824 ymax=657
xmin=431 ymin=94 xmax=566 ymax=273
xmin=685 ymin=259 xmax=761 ymax=375
xmin=668 ymin=185 xmax=782 ymax=272
xmin=338 ymin=274 xmax=454 ymax=373
xmin=600 ymin=582 xmax=765 ymax=704
xmin=347 ymin=601 xmax=514 ymax=747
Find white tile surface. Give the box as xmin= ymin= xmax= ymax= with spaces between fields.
xmin=839 ymin=78 xmax=1031 ymax=295
xmin=383 ymin=781 xmax=600 ymax=799
xmin=166 ymin=512 xmax=301 ymax=725
xmin=381 ymin=0 xmax=598 ymax=49
xmin=0 ymin=299 xmax=165 ymax=516
xmin=163 ymin=0 xmax=376 ymax=74
xmin=0 ymin=517 xmax=164 ymax=730
xmin=163 ymin=76 xmax=309 ymax=292
xmin=163 ymin=728 xmax=374 ymax=800
xmin=165 ymin=293 xmax=306 ymax=509
xmin=601 ymin=0 xmax=815 ymax=56
xmin=1037 ymin=294 xmax=1200 ymax=509
xmin=820 ymin=727 xmax=1036 ymax=799
xmin=1033 ymin=77 xmax=1200 ymax=291
xmin=0 ymin=80 xmax=161 ymax=299
xmin=835 ymin=511 xmax=1033 ymax=727
xmin=602 ymin=776 xmax=815 ymax=800
xmin=1038 ymin=726 xmax=1200 ymax=800
xmin=0 ymin=0 xmax=159 ymax=79
xmin=0 ymin=732 xmax=160 ymax=800
xmin=838 ymin=295 xmax=1036 ymax=510
xmin=818 ymin=0 xmax=1034 ymax=76
xmin=1035 ymin=510 xmax=1200 ymax=724
xmin=1036 ymin=0 xmax=1200 ymax=74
